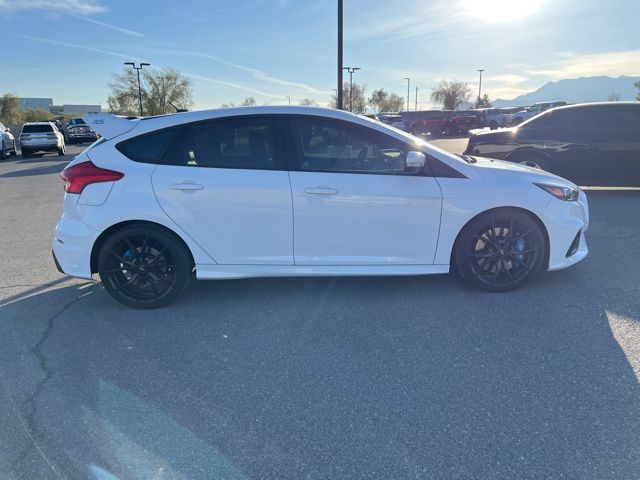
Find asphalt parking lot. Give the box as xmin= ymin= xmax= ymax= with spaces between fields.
xmin=1 ymin=142 xmax=639 ymax=479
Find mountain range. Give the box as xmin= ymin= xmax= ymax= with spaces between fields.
xmin=492 ymin=76 xmax=640 ymax=107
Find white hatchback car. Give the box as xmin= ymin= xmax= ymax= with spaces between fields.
xmin=53 ymin=107 xmax=589 ymax=308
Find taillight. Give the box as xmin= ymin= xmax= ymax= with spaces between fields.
xmin=60 ymin=161 xmax=124 ymax=194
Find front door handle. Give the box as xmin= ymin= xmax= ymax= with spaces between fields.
xmin=170 ymin=182 xmax=204 ymax=191
xmin=304 ymin=187 xmax=338 ymax=195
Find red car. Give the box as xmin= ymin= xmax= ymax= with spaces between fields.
xmin=400 ymin=110 xmax=446 ymax=135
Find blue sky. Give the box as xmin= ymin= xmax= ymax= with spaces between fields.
xmin=1 ymin=0 xmax=639 ymax=109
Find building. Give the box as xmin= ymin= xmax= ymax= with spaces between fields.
xmin=57 ymin=104 xmax=102 ymax=115
xmin=19 ymin=97 xmax=53 ymax=111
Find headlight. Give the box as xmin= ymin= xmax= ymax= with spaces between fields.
xmin=534 ymin=183 xmax=579 ymax=202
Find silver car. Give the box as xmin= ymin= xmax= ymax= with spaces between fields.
xmin=19 ymin=122 xmax=66 ymax=158
xmin=0 ymin=121 xmax=17 ymax=159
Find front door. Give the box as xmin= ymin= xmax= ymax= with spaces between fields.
xmin=152 ymin=116 xmax=294 ymax=265
xmin=286 ymin=116 xmax=442 ymax=265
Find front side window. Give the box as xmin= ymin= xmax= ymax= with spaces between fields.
xmin=292 ymin=118 xmax=409 ymax=174
xmin=164 ymin=118 xmax=277 ymax=170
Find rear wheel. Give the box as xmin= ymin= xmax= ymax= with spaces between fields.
xmin=0 ymin=142 xmax=5 ymax=160
xmin=21 ymin=148 xmax=30 ymax=158
xmin=98 ymin=225 xmax=193 ymax=309
xmin=10 ymin=141 xmax=16 ymax=156
xmin=454 ymin=209 xmax=545 ymax=292
xmin=57 ymin=143 xmax=66 ymax=156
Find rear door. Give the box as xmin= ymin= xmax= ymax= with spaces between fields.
xmin=151 ymin=116 xmax=294 ymax=265
xmin=286 ymin=116 xmax=442 ymax=265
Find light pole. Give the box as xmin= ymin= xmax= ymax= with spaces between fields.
xmin=337 ymin=0 xmax=344 ymax=110
xmin=404 ymin=77 xmax=410 ymax=111
xmin=342 ymin=67 xmax=361 ymax=112
xmin=124 ymin=62 xmax=150 ymax=116
xmin=287 ymin=96 xmax=291 ymax=106
xmin=477 ymin=68 xmax=485 ymax=106
xmin=415 ymin=86 xmax=419 ymax=110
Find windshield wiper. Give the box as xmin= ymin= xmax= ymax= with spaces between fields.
xmin=457 ymin=154 xmax=477 ymax=164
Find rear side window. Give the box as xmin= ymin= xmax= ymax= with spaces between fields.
xmin=163 ymin=118 xmax=279 ymax=170
xmin=22 ymin=124 xmax=54 ymax=133
xmin=117 ymin=128 xmax=177 ymax=163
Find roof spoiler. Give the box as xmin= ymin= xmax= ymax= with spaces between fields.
xmin=83 ymin=113 xmax=138 ymax=140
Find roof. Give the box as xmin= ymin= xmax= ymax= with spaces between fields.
xmin=553 ymin=101 xmax=640 ymax=111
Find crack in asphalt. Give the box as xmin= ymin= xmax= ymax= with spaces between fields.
xmin=10 ymin=285 xmax=96 ymax=479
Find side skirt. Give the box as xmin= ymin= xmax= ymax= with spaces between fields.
xmin=195 ymin=264 xmax=450 ymax=280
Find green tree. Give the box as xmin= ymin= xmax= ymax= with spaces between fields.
xmin=431 ymin=79 xmax=471 ymax=110
xmin=0 ymin=94 xmax=23 ymax=124
xmin=22 ymin=109 xmax=54 ymax=122
xmin=329 ymin=81 xmax=367 ymax=114
xmin=107 ymin=67 xmax=193 ymax=116
xmin=368 ymin=88 xmax=405 ymax=113
xmin=635 ymin=81 xmax=640 ymax=101
xmin=475 ymin=93 xmax=492 ymax=108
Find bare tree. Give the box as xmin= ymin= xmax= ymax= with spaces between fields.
xmin=475 ymin=94 xmax=492 ymax=108
xmin=299 ymin=98 xmax=318 ymax=106
xmin=431 ymin=79 xmax=471 ymax=110
xmin=107 ymin=67 xmax=193 ymax=116
xmin=240 ymin=97 xmax=256 ymax=106
xmin=635 ymin=81 xmax=640 ymax=101
xmin=329 ymin=82 xmax=367 ymax=114
xmin=607 ymin=93 xmax=621 ymax=102
xmin=368 ymin=89 xmax=405 ymax=113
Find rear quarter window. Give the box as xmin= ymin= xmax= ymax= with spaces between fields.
xmin=116 ymin=128 xmax=178 ymax=163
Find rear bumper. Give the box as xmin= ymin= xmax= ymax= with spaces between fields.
xmin=21 ymin=142 xmax=59 ymax=150
xmin=52 ymin=212 xmax=99 ymax=279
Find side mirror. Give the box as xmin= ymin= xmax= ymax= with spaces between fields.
xmin=405 ymin=151 xmax=426 ymax=169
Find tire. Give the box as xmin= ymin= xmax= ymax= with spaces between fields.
xmin=57 ymin=143 xmax=66 ymax=156
xmin=10 ymin=141 xmax=16 ymax=156
xmin=21 ymin=148 xmax=30 ymax=158
xmin=454 ymin=208 xmax=545 ymax=292
xmin=98 ymin=224 xmax=193 ymax=309
xmin=508 ymin=151 xmax=548 ymax=171
xmin=0 ymin=142 xmax=5 ymax=160
xmin=489 ymin=121 xmax=498 ymax=130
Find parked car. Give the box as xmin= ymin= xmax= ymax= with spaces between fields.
xmin=512 ymin=101 xmax=567 ymax=125
xmin=66 ymin=117 xmax=99 ymax=144
xmin=400 ymin=110 xmax=446 ymax=135
xmin=362 ymin=114 xmax=380 ymax=121
xmin=0 ymin=121 xmax=17 ymax=159
xmin=378 ymin=114 xmax=406 ymax=130
xmin=478 ymin=108 xmax=516 ymax=129
xmin=443 ymin=110 xmax=481 ymax=135
xmin=53 ymin=106 xmax=588 ymax=308
xmin=19 ymin=122 xmax=66 ymax=157
xmin=464 ymin=102 xmax=640 ymax=186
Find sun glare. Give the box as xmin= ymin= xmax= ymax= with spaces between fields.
xmin=460 ymin=0 xmax=544 ymax=22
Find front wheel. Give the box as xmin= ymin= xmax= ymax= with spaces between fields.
xmin=454 ymin=209 xmax=546 ymax=292
xmin=98 ymin=224 xmax=193 ymax=308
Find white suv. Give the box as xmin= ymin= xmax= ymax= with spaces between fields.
xmin=19 ymin=122 xmax=66 ymax=158
xmin=53 ymin=107 xmax=588 ymax=308
xmin=0 ymin=121 xmax=17 ymax=159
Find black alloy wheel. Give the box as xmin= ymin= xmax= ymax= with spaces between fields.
xmin=454 ymin=209 xmax=545 ymax=292
xmin=98 ymin=225 xmax=192 ymax=308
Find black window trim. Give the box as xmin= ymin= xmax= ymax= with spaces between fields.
xmin=282 ymin=114 xmax=436 ymax=177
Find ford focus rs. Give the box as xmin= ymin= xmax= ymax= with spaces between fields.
xmin=53 ymin=107 xmax=589 ymax=308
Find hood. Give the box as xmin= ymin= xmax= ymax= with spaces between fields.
xmin=471 ymin=156 xmax=577 ymax=187
xmin=470 ymin=127 xmax=517 ymax=140
xmin=83 ymin=113 xmax=138 ymax=140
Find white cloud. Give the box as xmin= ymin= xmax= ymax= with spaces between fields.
xmin=69 ymin=13 xmax=144 ymax=37
xmin=528 ymin=50 xmax=640 ymax=79
xmin=184 ymin=73 xmax=283 ymax=99
xmin=12 ymin=33 xmax=138 ymax=61
xmin=0 ymin=0 xmax=106 ymax=15
xmin=147 ymin=49 xmax=329 ymax=94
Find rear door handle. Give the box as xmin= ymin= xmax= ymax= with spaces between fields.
xmin=304 ymin=187 xmax=338 ymax=195
xmin=170 ymin=182 xmax=204 ymax=191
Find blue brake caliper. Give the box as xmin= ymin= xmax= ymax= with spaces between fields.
xmin=513 ymin=238 xmax=526 ymax=264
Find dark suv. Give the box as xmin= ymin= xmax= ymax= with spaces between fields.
xmin=464 ymin=102 xmax=640 ymax=186
xmin=400 ymin=110 xmax=446 ymax=135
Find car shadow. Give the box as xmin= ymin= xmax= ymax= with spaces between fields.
xmin=2 ymin=269 xmax=639 ymax=478
xmin=0 ymin=162 xmax=67 ymax=178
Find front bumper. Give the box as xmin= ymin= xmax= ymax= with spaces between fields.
xmin=544 ymin=190 xmax=590 ymax=271
xmin=69 ymin=134 xmax=98 ymax=142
